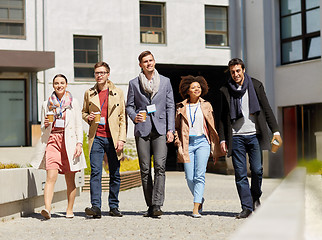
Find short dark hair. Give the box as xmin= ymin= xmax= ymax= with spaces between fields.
xmin=138 ymin=50 xmax=154 ymax=63
xmin=228 ymin=58 xmax=245 ymax=69
xmin=53 ymin=74 xmax=68 ymax=84
xmin=94 ymin=61 xmax=110 ymax=73
xmin=179 ymin=75 xmax=208 ymax=100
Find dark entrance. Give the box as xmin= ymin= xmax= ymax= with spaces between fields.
xmin=283 ymin=103 xmax=322 ymax=175
xmin=156 ymin=64 xmax=229 ymax=170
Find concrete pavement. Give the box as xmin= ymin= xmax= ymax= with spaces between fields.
xmin=0 ymin=172 xmax=281 ymax=240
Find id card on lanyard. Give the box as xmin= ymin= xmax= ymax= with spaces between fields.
xmin=189 ymin=102 xmax=199 ymax=136
xmin=55 ymin=96 xmax=65 ymax=128
xmin=99 ymin=89 xmax=108 ymax=125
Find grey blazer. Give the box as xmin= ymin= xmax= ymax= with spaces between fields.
xmin=126 ymin=74 xmax=175 ymax=137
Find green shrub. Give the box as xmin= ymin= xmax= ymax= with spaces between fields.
xmin=0 ymin=163 xmax=21 ymax=169
xmin=82 ymin=132 xmax=91 ymax=175
xmin=83 ymin=132 xmax=141 ymax=175
xmin=298 ymin=159 xmax=322 ymax=174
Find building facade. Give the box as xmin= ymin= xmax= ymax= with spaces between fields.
xmin=2 ymin=0 xmax=320 ymax=177
xmin=232 ymin=0 xmax=321 ymax=177
xmin=0 ymin=0 xmax=231 ymax=170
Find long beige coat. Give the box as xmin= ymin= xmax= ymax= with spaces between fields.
xmin=174 ymin=98 xmax=222 ymax=163
xmin=31 ymin=99 xmax=87 ymax=171
xmin=82 ymin=81 xmax=127 ymax=160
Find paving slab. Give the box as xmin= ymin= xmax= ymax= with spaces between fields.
xmin=0 ymin=172 xmax=281 ymax=240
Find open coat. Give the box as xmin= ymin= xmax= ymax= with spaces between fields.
xmin=31 ymin=98 xmax=87 ymax=171
xmin=174 ymin=98 xmax=222 ymax=163
xmin=218 ymin=78 xmax=280 ymax=157
xmin=82 ymin=81 xmax=127 ymax=160
xmin=126 ymin=75 xmax=175 ymax=137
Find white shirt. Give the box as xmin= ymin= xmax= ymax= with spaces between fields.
xmin=186 ymin=102 xmax=204 ymax=136
xmin=232 ymin=88 xmax=257 ymax=136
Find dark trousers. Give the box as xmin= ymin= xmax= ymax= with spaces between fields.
xmin=135 ymin=129 xmax=167 ymax=207
xmin=232 ymin=134 xmax=263 ymax=211
xmin=90 ymin=136 xmax=120 ymax=209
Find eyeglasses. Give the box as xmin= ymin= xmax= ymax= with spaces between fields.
xmin=94 ymin=71 xmax=108 ymax=76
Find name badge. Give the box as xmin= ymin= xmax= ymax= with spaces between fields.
xmin=147 ymin=104 xmax=156 ymax=114
xmin=55 ymin=119 xmax=65 ymax=128
xmin=189 ymin=128 xmax=197 ymax=136
xmin=99 ymin=117 xmax=106 ymax=125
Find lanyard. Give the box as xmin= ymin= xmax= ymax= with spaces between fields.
xmin=56 ymin=95 xmax=64 ymax=118
xmin=100 ymin=89 xmax=109 ymax=111
xmin=189 ymin=101 xmax=199 ymax=127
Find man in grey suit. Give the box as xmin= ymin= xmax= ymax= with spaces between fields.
xmin=126 ymin=51 xmax=175 ymax=218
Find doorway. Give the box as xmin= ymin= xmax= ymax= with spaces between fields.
xmin=0 ymin=80 xmax=26 ymax=146
xmin=283 ymin=103 xmax=322 ymax=175
xmin=156 ymin=64 xmax=229 ymax=170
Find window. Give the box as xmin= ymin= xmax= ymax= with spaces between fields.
xmin=73 ymin=36 xmax=101 ymax=81
xmin=140 ymin=2 xmax=165 ymax=44
xmin=0 ymin=0 xmax=25 ymax=38
xmin=0 ymin=80 xmax=26 ymax=146
xmin=280 ymin=0 xmax=320 ymax=64
xmin=205 ymin=6 xmax=228 ymax=47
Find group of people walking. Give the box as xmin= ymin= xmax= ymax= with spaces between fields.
xmin=31 ymin=50 xmax=282 ymax=220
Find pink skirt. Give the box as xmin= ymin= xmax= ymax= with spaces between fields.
xmin=45 ymin=131 xmax=73 ymax=174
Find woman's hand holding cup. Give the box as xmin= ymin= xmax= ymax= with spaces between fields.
xmin=44 ymin=117 xmax=50 ymax=128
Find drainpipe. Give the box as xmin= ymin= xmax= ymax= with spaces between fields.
xmin=240 ymin=0 xmax=245 ymax=61
xmin=42 ymin=0 xmax=46 ymax=100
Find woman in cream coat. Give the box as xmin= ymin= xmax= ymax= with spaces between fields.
xmin=32 ymin=74 xmax=86 ymax=219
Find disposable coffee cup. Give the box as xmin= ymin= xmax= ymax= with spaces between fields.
xmin=139 ymin=110 xmax=147 ymax=122
xmin=47 ymin=111 xmax=54 ymax=123
xmin=94 ymin=112 xmax=101 ymax=123
xmin=271 ymin=140 xmax=280 ymax=153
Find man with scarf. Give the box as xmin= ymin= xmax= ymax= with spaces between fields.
xmin=126 ymin=51 xmax=175 ymax=218
xmin=218 ymin=58 xmax=283 ymax=219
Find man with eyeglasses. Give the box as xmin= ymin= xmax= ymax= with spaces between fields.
xmin=126 ymin=51 xmax=175 ymax=218
xmin=82 ymin=61 xmax=126 ymax=219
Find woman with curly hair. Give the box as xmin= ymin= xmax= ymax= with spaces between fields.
xmin=174 ymin=75 xmax=222 ymax=218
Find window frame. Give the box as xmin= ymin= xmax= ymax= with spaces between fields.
xmin=280 ymin=0 xmax=321 ymax=64
xmin=0 ymin=0 xmax=25 ymax=39
xmin=205 ymin=5 xmax=229 ymax=47
xmin=73 ymin=35 xmax=102 ymax=82
xmin=139 ymin=1 xmax=166 ymax=44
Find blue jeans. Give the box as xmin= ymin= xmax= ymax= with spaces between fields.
xmin=184 ymin=135 xmax=210 ymax=203
xmin=232 ymin=135 xmax=263 ymax=211
xmin=90 ymin=136 xmax=120 ymax=209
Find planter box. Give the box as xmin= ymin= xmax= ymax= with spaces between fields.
xmin=83 ymin=170 xmax=141 ymax=192
xmin=0 ymin=168 xmax=84 ymax=221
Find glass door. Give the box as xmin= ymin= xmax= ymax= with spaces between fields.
xmin=0 ymin=80 xmax=26 ymax=146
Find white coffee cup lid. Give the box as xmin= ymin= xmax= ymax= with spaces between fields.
xmin=47 ymin=111 xmax=54 ymax=115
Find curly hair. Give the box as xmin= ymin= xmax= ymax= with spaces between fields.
xmin=179 ymin=75 xmax=208 ymax=100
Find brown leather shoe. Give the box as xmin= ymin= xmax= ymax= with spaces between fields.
xmin=152 ymin=205 xmax=163 ymax=217
xmin=85 ymin=206 xmax=101 ymax=219
xmin=109 ymin=208 xmax=123 ymax=217
xmin=143 ymin=206 xmax=153 ymax=217
xmin=236 ymin=209 xmax=252 ymax=219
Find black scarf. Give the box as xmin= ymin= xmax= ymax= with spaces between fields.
xmin=228 ymin=73 xmax=260 ymax=122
